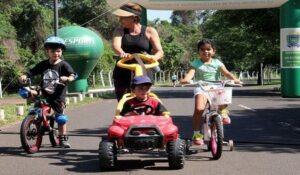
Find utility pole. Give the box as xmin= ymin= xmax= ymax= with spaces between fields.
xmin=54 ymin=0 xmax=58 ymax=36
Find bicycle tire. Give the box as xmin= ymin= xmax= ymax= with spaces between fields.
xmin=20 ymin=114 xmax=43 ymax=154
xmin=209 ymin=115 xmax=223 ymax=160
xmin=49 ymin=117 xmax=59 ymax=147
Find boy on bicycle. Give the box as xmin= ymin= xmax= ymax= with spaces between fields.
xmin=19 ymin=36 xmax=76 ymax=148
xmin=180 ymin=39 xmax=240 ymax=145
xmin=119 ymin=75 xmax=170 ymax=117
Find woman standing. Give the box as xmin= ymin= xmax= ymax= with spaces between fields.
xmin=112 ymin=2 xmax=164 ymax=101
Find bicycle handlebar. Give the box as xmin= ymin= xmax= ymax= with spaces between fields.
xmin=181 ymin=80 xmax=243 ymax=88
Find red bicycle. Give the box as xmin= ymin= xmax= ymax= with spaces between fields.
xmin=19 ymin=79 xmax=59 ymax=154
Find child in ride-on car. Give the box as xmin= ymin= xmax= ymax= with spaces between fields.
xmin=119 ymin=75 xmax=170 ymax=117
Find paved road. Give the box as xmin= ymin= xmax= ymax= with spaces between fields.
xmin=0 ymin=86 xmax=300 ymax=175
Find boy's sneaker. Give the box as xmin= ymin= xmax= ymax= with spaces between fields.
xmin=58 ymin=135 xmax=71 ymax=148
xmin=192 ymin=133 xmax=204 ymax=145
xmin=220 ymin=108 xmax=231 ymax=124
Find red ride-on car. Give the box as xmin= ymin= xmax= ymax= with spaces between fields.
xmin=98 ymin=54 xmax=185 ymax=170
xmin=98 ymin=94 xmax=185 ymax=170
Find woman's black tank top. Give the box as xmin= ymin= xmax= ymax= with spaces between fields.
xmin=113 ymin=25 xmax=153 ymax=83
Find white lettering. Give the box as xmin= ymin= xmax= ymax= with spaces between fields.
xmin=65 ymin=37 xmax=95 ymax=46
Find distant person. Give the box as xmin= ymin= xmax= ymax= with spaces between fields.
xmin=180 ymin=39 xmax=240 ymax=145
xmin=111 ymin=2 xmax=164 ymax=101
xmin=171 ymin=74 xmax=177 ymax=87
xmin=19 ymin=36 xmax=76 ymax=148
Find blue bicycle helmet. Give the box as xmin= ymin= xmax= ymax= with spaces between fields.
xmin=18 ymin=87 xmax=30 ymax=99
xmin=44 ymin=36 xmax=66 ymax=50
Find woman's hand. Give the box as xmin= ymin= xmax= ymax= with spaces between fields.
xmin=145 ymin=54 xmax=158 ymax=61
xmin=120 ymin=53 xmax=131 ymax=59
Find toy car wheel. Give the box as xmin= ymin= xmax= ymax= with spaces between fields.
xmin=167 ymin=138 xmax=185 ymax=169
xmin=98 ymin=140 xmax=117 ymax=170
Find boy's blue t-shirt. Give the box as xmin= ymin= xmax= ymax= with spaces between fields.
xmin=191 ymin=58 xmax=223 ymax=81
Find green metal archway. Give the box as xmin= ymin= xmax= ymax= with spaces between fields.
xmin=108 ymin=0 xmax=300 ymax=97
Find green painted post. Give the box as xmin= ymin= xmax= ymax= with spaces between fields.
xmin=280 ymin=0 xmax=300 ymax=97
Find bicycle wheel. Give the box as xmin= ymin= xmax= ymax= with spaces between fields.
xmin=209 ymin=115 xmax=223 ymax=160
xmin=49 ymin=117 xmax=59 ymax=147
xmin=20 ymin=114 xmax=43 ymax=154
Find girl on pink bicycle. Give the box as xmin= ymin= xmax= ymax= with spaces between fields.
xmin=180 ymin=39 xmax=241 ymax=145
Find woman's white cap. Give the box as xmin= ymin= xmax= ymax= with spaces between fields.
xmin=112 ymin=4 xmax=141 ymax=17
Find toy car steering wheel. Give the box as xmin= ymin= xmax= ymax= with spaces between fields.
xmin=117 ymin=53 xmax=159 ymax=76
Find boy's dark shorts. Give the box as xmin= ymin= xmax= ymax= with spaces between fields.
xmin=47 ymin=98 xmax=66 ymax=114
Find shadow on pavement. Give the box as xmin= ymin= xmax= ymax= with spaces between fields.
xmin=69 ymin=127 xmax=108 ymax=137
xmin=170 ymin=107 xmax=300 ymax=155
xmin=225 ymin=106 xmax=300 ymax=153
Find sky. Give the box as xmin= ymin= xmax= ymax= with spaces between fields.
xmin=147 ymin=10 xmax=173 ymax=22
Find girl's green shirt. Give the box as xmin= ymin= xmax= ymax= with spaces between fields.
xmin=191 ymin=58 xmax=223 ymax=81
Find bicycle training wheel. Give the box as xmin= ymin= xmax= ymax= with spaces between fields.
xmin=20 ymin=114 xmax=43 ymax=154
xmin=208 ymin=115 xmax=223 ymax=160
xmin=49 ymin=117 xmax=59 ymax=147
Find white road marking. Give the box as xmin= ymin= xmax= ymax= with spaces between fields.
xmin=238 ymin=104 xmax=256 ymax=112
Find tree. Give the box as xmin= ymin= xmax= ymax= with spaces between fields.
xmin=171 ymin=10 xmax=197 ymax=26
xmin=10 ymin=0 xmax=53 ymax=53
xmin=149 ymin=20 xmax=201 ymax=71
xmin=58 ymin=0 xmax=118 ymax=40
xmin=202 ymin=8 xmax=280 ymax=74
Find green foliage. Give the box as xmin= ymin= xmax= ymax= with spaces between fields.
xmin=151 ymin=20 xmax=201 ymax=71
xmin=59 ymin=0 xmax=118 ymax=40
xmin=10 ymin=0 xmax=53 ymax=53
xmin=18 ymin=48 xmax=44 ymax=71
xmin=0 ymin=59 xmax=21 ymax=92
xmin=93 ymin=41 xmax=115 ymax=72
xmin=161 ymin=41 xmax=184 ymax=71
xmin=0 ymin=14 xmax=16 ymax=39
xmin=202 ymin=9 xmax=280 ymax=71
